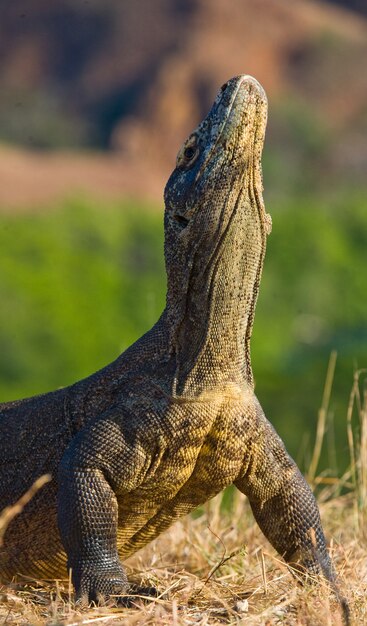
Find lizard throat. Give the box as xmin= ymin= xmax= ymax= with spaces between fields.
xmin=170 ymin=179 xmax=266 ymax=398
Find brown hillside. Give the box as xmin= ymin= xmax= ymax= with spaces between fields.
xmin=113 ymin=0 xmax=367 ymax=170
xmin=0 ymin=0 xmax=366 ymax=209
xmin=0 ymin=146 xmax=163 ymax=210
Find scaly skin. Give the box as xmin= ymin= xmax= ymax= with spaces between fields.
xmin=0 ymin=76 xmax=341 ymax=610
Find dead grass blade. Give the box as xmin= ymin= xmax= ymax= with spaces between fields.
xmin=0 ymin=474 xmax=51 ymax=546
xmin=308 ymin=351 xmax=337 ymax=483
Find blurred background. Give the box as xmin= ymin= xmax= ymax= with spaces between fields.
xmin=0 ymin=0 xmax=366 ymax=476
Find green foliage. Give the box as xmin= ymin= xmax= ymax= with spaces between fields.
xmin=253 ymin=187 xmax=367 ymax=472
xmin=0 ymin=191 xmax=366 ymax=473
xmin=0 ymin=199 xmax=165 ymax=399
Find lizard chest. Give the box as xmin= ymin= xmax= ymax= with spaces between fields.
xmin=118 ymin=397 xmax=246 ymax=516
xmin=115 ymin=396 xmax=249 ymax=557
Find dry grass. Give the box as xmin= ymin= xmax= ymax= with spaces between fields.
xmin=1 ymin=370 xmax=366 ymax=626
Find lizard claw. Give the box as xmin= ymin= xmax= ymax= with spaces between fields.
xmin=117 ymin=585 xmax=160 ymax=607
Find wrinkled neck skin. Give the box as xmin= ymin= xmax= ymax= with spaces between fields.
xmin=163 ymin=75 xmax=271 ymax=398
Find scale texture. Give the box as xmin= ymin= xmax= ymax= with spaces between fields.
xmin=0 ymin=75 xmax=337 ymax=605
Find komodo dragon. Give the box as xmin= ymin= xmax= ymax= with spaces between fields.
xmin=0 ymin=75 xmax=347 ymax=614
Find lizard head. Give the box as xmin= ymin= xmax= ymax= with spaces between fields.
xmin=163 ymin=75 xmax=271 ymax=387
xmin=164 ymin=74 xmax=271 ymax=240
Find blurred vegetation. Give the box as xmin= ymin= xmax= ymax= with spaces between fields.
xmin=253 ymin=187 xmax=367 ymax=473
xmin=0 ymin=200 xmax=165 ymax=402
xmin=0 ymin=185 xmax=366 ymax=475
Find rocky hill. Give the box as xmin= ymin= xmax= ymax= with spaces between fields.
xmin=112 ymin=0 xmax=367 ymax=174
xmin=0 ymin=0 xmax=366 ymax=205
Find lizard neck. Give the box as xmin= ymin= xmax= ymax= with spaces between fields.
xmin=167 ymin=175 xmax=267 ymax=397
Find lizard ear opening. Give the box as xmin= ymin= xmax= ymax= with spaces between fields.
xmin=174 ymin=214 xmax=190 ymax=228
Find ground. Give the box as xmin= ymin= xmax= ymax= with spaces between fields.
xmin=0 ymin=486 xmax=365 ymax=626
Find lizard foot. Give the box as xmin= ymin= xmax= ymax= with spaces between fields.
xmin=76 ymin=582 xmax=159 ymax=608
xmin=75 ymin=571 xmax=129 ymax=607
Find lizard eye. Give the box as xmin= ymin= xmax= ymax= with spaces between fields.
xmin=176 ymin=135 xmax=199 ymax=169
xmin=184 ymin=146 xmax=196 ymax=160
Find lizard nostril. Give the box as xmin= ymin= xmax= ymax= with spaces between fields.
xmin=221 ymin=82 xmax=228 ymax=93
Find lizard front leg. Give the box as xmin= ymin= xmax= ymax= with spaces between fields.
xmin=58 ymin=463 xmax=126 ymax=603
xmin=57 ymin=411 xmax=154 ymax=604
xmin=234 ymin=397 xmax=335 ymax=582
